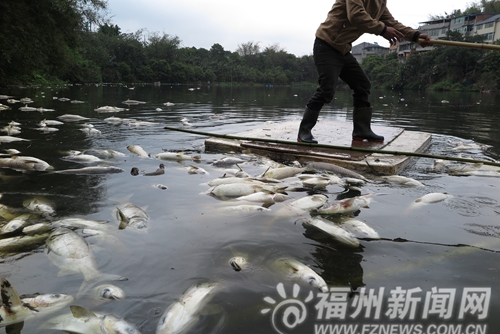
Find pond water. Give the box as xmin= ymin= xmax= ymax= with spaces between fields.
xmin=0 ymin=84 xmax=500 ymax=333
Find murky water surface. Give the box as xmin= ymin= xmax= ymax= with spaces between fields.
xmin=1 ymin=84 xmax=500 ymax=333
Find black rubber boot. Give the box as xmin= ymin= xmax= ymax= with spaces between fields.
xmin=352 ymin=107 xmax=384 ymax=142
xmin=297 ymin=107 xmax=320 ymax=143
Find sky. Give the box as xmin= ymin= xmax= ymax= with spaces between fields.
xmin=105 ymin=0 xmax=473 ymax=56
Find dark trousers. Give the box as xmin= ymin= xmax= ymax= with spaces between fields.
xmin=306 ymin=38 xmax=371 ymax=112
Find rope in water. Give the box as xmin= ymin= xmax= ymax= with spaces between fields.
xmin=163 ymin=126 xmax=500 ymax=168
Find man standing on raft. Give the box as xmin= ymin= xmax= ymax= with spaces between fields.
xmin=297 ymin=0 xmax=432 ymax=144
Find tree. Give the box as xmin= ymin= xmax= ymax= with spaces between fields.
xmin=237 ymin=41 xmax=261 ymax=57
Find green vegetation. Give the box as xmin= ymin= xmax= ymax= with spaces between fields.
xmin=1 ymin=0 xmax=500 ymax=91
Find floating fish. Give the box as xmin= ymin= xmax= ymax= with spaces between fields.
xmin=155 ymin=152 xmax=201 ymax=161
xmin=187 ymin=165 xmax=208 ymax=175
xmin=52 ymin=217 xmax=111 ymax=231
xmin=23 ymin=197 xmax=55 ymax=217
xmin=260 ymin=166 xmax=305 ymax=180
xmin=212 ymin=157 xmax=247 ymax=167
xmin=298 ymin=174 xmax=332 ymax=189
xmin=274 ymin=258 xmax=328 ymax=292
xmin=45 ymin=228 xmax=126 ymax=296
xmin=40 ymin=119 xmax=64 ymax=126
xmin=315 ymin=194 xmax=375 ymax=215
xmin=303 ymin=217 xmax=360 ymax=247
xmin=1 ymin=213 xmax=38 ymax=234
xmin=0 ymin=156 xmax=52 ymax=172
xmin=57 ymin=114 xmax=90 ymax=122
xmin=229 ymin=256 xmax=248 ymax=271
xmin=156 ymin=282 xmax=219 ymax=334
xmin=54 ymin=166 xmax=124 ymax=174
xmin=236 ymin=191 xmax=291 ymax=204
xmin=0 ymin=277 xmax=73 ymax=328
xmin=380 ymin=175 xmax=425 ymax=187
xmin=306 ymin=161 xmax=369 ymax=181
xmin=42 ymin=305 xmax=140 ymax=333
xmin=89 ymin=284 xmax=125 ymax=305
xmin=0 ymin=136 xmax=29 ymax=144
xmin=339 ymin=217 xmax=381 ymax=239
xmin=61 ymin=153 xmax=102 ymax=163
xmin=210 ymin=183 xmax=286 ymax=199
xmin=285 ymin=194 xmax=329 ymax=212
xmin=122 ymin=99 xmax=146 ymax=105
xmin=127 ymin=145 xmax=149 ymax=158
xmin=115 ymin=202 xmax=149 ymax=230
xmin=0 ymin=233 xmax=50 ymax=253
xmin=94 ymin=106 xmax=127 ymax=113
xmin=218 ymin=204 xmax=271 ymax=214
xmin=143 ymin=164 xmax=165 ymax=176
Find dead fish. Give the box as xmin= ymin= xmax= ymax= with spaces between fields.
xmin=0 ymin=156 xmax=52 ymax=172
xmin=156 ymin=282 xmax=219 ymax=334
xmin=41 ymin=305 xmax=140 ymax=333
xmin=0 ymin=277 xmax=73 ymax=328
xmin=54 ymin=166 xmax=124 ymax=174
xmin=274 ymin=258 xmax=328 ymax=292
xmin=259 ymin=166 xmax=305 ymax=180
xmin=122 ymin=99 xmax=146 ymax=105
xmin=94 ymin=106 xmax=127 ymax=113
xmin=0 ymin=233 xmax=51 ymax=254
xmin=89 ymin=284 xmax=125 ymax=304
xmin=229 ymin=256 xmax=247 ymax=271
xmin=339 ymin=217 xmax=380 ymax=239
xmin=1 ymin=214 xmax=38 ymax=234
xmin=0 ymin=136 xmax=29 ymax=144
xmin=23 ymin=197 xmax=55 ymax=217
xmin=315 ymin=194 xmax=375 ymax=215
xmin=187 ymin=165 xmax=208 ymax=175
xmin=115 ymin=203 xmax=149 ymax=230
xmin=143 ymin=164 xmax=165 ymax=176
xmin=298 ymin=174 xmax=332 ymax=189
xmin=153 ymin=184 xmax=168 ymax=190
xmin=57 ymin=114 xmax=90 ymax=122
xmin=154 ymin=152 xmax=201 ymax=161
xmin=236 ymin=191 xmax=291 ymax=204
xmin=210 ymin=183 xmax=286 ymax=199
xmin=212 ymin=157 xmax=247 ymax=167
xmin=306 ymin=161 xmax=369 ymax=181
xmin=104 ymin=116 xmax=124 ymax=124
xmin=52 ymin=218 xmax=111 ymax=231
xmin=303 ymin=217 xmax=360 ymax=247
xmin=207 ymin=177 xmax=266 ymax=187
xmin=381 ymin=175 xmax=425 ymax=187
xmin=84 ymin=149 xmax=126 ymax=159
xmin=218 ymin=204 xmax=271 ymax=214
xmin=45 ymin=228 xmax=126 ymax=297
xmin=61 ymin=153 xmax=102 ymax=163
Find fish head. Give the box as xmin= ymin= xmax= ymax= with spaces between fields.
xmin=101 ymin=314 xmax=140 ymax=334
xmin=303 ymin=272 xmax=329 ymax=293
xmin=95 ymin=284 xmax=125 ymax=301
xmin=25 ymin=293 xmax=74 ymax=311
xmin=229 ymin=256 xmax=247 ymax=271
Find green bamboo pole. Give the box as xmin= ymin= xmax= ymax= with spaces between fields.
xmin=163 ymin=126 xmax=500 ymax=168
xmin=420 ymin=38 xmax=500 ymax=51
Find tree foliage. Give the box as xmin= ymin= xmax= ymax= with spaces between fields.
xmin=1 ymin=0 xmax=500 ymax=90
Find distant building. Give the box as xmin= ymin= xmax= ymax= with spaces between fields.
xmin=397 ymin=13 xmax=497 ymax=61
xmin=474 ymin=14 xmax=500 ymax=42
xmin=351 ymin=42 xmax=389 ymax=63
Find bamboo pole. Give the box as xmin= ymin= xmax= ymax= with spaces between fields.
xmin=163 ymin=126 xmax=500 ymax=168
xmin=420 ymin=38 xmax=500 ymax=51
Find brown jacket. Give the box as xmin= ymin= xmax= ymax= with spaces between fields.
xmin=316 ymin=0 xmax=421 ymax=54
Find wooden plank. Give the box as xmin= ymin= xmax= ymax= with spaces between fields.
xmin=203 ymin=120 xmax=432 ymax=175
